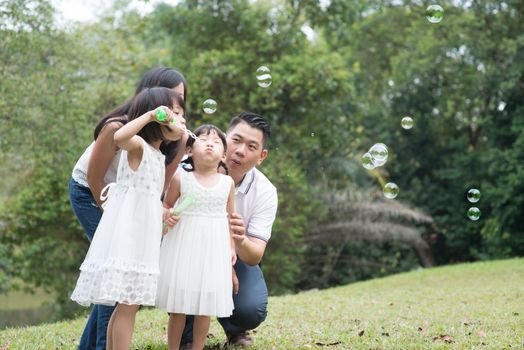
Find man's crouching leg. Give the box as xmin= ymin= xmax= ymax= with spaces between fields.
xmin=218 ymin=259 xmax=268 ymax=346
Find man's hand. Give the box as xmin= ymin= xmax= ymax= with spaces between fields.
xmin=229 ymin=212 xmax=246 ymax=245
xmin=229 ymin=212 xmax=267 ymax=265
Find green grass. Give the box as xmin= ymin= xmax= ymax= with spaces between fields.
xmin=1 ymin=259 xmax=523 ymax=349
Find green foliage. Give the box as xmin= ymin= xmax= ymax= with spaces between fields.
xmin=261 ymin=149 xmax=318 ymax=294
xmin=299 ymin=0 xmax=524 ymax=263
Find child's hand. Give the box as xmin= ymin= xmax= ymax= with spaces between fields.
xmin=152 ymin=106 xmax=178 ymax=125
xmin=165 ymin=213 xmax=180 ymax=228
xmin=162 ymin=207 xmax=180 ymax=228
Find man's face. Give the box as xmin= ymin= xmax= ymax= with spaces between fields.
xmin=226 ymin=121 xmax=267 ymax=177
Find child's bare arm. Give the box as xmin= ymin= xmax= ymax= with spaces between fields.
xmin=162 ymin=172 xmax=182 ymax=229
xmin=164 ymin=171 xmax=182 ymax=208
xmin=114 ymin=110 xmax=156 ymax=152
xmin=114 ymin=106 xmax=180 ymax=170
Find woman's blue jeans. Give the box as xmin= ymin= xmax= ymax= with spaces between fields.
xmin=69 ymin=178 xmax=116 ymax=350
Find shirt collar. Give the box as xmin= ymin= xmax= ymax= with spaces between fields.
xmin=236 ymin=168 xmax=256 ymax=195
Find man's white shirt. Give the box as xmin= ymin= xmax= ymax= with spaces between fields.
xmin=235 ymin=167 xmax=278 ymax=242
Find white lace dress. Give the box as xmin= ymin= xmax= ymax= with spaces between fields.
xmin=156 ymin=171 xmax=234 ymax=317
xmin=71 ymin=138 xmax=165 ymax=307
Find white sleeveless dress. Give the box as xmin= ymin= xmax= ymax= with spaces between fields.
xmin=71 ymin=138 xmax=165 ymax=307
xmin=156 ymin=171 xmax=234 ymax=317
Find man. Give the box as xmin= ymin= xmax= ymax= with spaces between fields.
xmin=181 ymin=111 xmax=278 ymax=347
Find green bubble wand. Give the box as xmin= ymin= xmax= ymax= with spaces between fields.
xmin=155 ymin=107 xmax=177 ymax=125
xmin=155 ymin=107 xmax=200 ymax=141
xmin=163 ymin=192 xmax=197 ymax=234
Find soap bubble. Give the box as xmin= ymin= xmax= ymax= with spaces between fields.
xmin=401 ymin=116 xmax=414 ymax=129
xmin=426 ymin=4 xmax=444 ymax=23
xmin=467 ymin=188 xmax=480 ymax=203
xmin=369 ymin=143 xmax=388 ymax=162
xmin=467 ymin=207 xmax=481 ymax=221
xmin=383 ymin=182 xmax=399 ymax=199
xmin=202 ymin=99 xmax=217 ymax=114
xmin=256 ymin=66 xmax=272 ymax=88
xmin=362 ymin=152 xmax=376 ymax=170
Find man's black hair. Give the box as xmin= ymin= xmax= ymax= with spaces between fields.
xmin=227 ymin=111 xmax=271 ymax=148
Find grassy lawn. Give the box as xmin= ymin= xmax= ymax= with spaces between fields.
xmin=1 ymin=258 xmax=522 ymax=349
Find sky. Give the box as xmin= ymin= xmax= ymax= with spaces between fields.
xmin=50 ymin=0 xmax=318 ymax=41
xmin=50 ymin=0 xmax=181 ymax=23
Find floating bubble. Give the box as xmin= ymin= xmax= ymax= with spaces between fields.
xmin=401 ymin=116 xmax=414 ymax=129
xmin=202 ymin=99 xmax=217 ymax=114
xmin=361 ymin=152 xmax=376 ymax=170
xmin=426 ymin=4 xmax=444 ymax=23
xmin=467 ymin=207 xmax=481 ymax=221
xmin=369 ymin=143 xmax=388 ymax=162
xmin=373 ymin=157 xmax=387 ymax=167
xmin=256 ymin=66 xmax=272 ymax=88
xmin=383 ymin=182 xmax=399 ymax=199
xmin=467 ymin=188 xmax=480 ymax=203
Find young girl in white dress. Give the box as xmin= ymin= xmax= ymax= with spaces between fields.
xmin=156 ymin=124 xmax=236 ymax=350
xmin=70 ymin=87 xmax=186 ymax=350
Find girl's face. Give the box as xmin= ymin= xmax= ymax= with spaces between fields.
xmin=161 ymin=100 xmax=186 ymax=141
xmin=189 ymin=129 xmax=226 ymax=166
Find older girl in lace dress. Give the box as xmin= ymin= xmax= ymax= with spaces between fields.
xmin=71 ymin=87 xmax=186 ymax=350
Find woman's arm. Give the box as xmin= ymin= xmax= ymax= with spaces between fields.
xmin=87 ymin=121 xmax=123 ymax=208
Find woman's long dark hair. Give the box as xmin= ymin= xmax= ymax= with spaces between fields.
xmin=93 ymin=67 xmax=187 ymax=140
xmin=127 ymin=87 xmax=185 ymax=164
xmin=181 ymin=124 xmax=228 ymax=174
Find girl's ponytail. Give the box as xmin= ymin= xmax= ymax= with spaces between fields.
xmin=218 ymin=161 xmax=228 ymax=175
